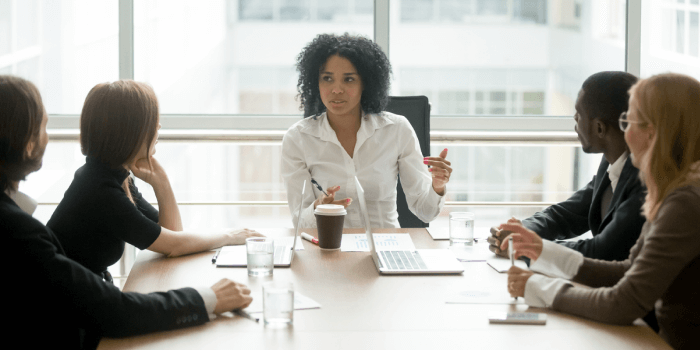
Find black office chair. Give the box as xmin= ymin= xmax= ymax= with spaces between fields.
xmin=384 ymin=96 xmax=431 ymax=228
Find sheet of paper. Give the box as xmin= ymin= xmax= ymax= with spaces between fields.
xmin=427 ymin=226 xmax=492 ymax=241
xmin=340 ymin=233 xmax=416 ymax=252
xmin=487 ymin=257 xmax=529 ymax=273
xmin=243 ymin=292 xmax=321 ymax=314
xmin=446 ymin=290 xmax=525 ymax=305
xmin=450 ymin=242 xmax=494 ymax=262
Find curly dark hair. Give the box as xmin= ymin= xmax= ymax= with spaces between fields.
xmin=296 ymin=33 xmax=392 ymax=118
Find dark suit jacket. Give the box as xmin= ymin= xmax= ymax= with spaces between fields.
xmin=522 ymin=156 xmax=646 ymax=261
xmin=1 ymin=192 xmax=209 ymax=350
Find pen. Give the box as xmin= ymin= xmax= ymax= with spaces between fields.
xmin=509 ymin=236 xmax=518 ymax=300
xmin=212 ymin=249 xmax=221 ymax=264
xmin=310 ymin=178 xmax=329 ymax=196
xmin=301 ymin=232 xmax=319 ymax=245
xmin=233 ymin=309 xmax=259 ymax=323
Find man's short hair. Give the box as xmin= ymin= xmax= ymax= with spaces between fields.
xmin=580 ymin=71 xmax=638 ymax=128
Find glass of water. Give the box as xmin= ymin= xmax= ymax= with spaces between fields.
xmin=449 ymin=212 xmax=475 ymax=246
xmin=246 ymin=237 xmax=274 ymax=276
xmin=263 ymin=281 xmax=294 ymax=326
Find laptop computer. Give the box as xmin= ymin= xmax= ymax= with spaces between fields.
xmin=355 ymin=176 xmax=464 ymax=275
xmin=216 ymin=180 xmax=306 ymax=268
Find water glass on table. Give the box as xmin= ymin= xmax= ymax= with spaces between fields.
xmin=246 ymin=237 xmax=274 ymax=276
xmin=449 ymin=212 xmax=475 ymax=246
xmin=263 ymin=281 xmax=294 ymax=326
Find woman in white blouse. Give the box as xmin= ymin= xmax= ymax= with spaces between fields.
xmin=500 ymin=73 xmax=700 ymax=349
xmin=282 ymin=33 xmax=452 ymax=229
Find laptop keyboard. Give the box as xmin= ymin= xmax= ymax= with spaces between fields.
xmin=380 ymin=251 xmax=428 ymax=270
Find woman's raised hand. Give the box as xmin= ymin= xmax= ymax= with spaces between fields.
xmin=314 ymin=185 xmax=352 ymax=209
xmin=424 ymin=148 xmax=452 ymax=195
xmin=499 ymin=222 xmax=544 ymax=261
xmin=129 ymin=156 xmax=167 ymax=186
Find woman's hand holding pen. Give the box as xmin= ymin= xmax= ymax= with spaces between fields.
xmin=507 ymin=266 xmax=534 ymax=298
xmin=424 ymin=148 xmax=452 ymax=196
xmin=313 ymin=185 xmax=352 ymax=209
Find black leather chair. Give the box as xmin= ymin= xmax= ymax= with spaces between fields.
xmin=384 ymin=96 xmax=431 ymax=228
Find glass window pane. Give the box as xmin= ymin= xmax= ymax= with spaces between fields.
xmin=134 ymin=0 xmax=373 ymax=115
xmin=391 ymin=0 xmax=625 ymax=116
xmin=641 ymin=0 xmax=700 ymax=80
xmin=0 ymin=0 xmax=119 ymax=114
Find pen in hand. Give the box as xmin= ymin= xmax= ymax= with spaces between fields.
xmin=509 ymin=236 xmax=518 ymax=301
xmin=310 ymin=178 xmax=328 ymax=196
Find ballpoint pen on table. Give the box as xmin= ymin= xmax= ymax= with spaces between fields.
xmin=300 ymin=232 xmax=319 ymax=245
xmin=211 ymin=249 xmax=221 ymax=264
xmin=508 ymin=236 xmax=518 ymax=300
xmin=233 ymin=309 xmax=260 ymax=323
xmin=310 ymin=178 xmax=329 ymax=196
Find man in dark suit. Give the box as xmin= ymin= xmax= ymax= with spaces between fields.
xmin=1 ymin=75 xmax=253 ymax=349
xmin=489 ymin=71 xmax=646 ymax=262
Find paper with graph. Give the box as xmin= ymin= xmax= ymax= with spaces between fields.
xmin=340 ymin=233 xmax=416 ymax=252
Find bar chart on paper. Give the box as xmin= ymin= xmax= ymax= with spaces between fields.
xmin=340 ymin=234 xmax=416 ymax=252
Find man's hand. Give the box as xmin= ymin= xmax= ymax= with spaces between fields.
xmin=487 ymin=217 xmax=522 ymax=257
xmin=499 ymin=222 xmax=543 ymax=261
xmin=211 ymin=279 xmax=253 ymax=314
xmin=225 ymin=228 xmax=265 ymax=245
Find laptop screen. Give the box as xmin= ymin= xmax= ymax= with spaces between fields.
xmin=291 ymin=180 xmax=306 ymax=250
xmin=353 ymin=176 xmax=376 ymax=251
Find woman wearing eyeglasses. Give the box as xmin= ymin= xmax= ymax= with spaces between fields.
xmin=501 ymin=73 xmax=700 ymax=349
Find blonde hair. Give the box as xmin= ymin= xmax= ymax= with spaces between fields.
xmin=629 ymin=73 xmax=700 ymax=220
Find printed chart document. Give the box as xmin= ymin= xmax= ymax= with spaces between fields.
xmin=446 ymin=290 xmax=525 ymax=305
xmin=243 ymin=293 xmax=321 ymax=314
xmin=487 ymin=257 xmax=529 ymax=273
xmin=340 ymin=233 xmax=416 ymax=252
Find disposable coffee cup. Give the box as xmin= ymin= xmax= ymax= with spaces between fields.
xmin=314 ymin=204 xmax=347 ymax=250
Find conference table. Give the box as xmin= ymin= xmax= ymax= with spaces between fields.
xmin=98 ymin=228 xmax=670 ymax=350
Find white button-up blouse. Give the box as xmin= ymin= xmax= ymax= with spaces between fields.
xmin=281 ymin=111 xmax=446 ymax=229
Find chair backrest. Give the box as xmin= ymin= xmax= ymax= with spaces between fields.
xmin=384 ymin=96 xmax=431 ymax=228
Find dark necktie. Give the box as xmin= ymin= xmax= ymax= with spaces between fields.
xmin=600 ymin=172 xmax=613 ymax=219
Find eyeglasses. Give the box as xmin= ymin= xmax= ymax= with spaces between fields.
xmin=619 ymin=111 xmax=646 ymax=132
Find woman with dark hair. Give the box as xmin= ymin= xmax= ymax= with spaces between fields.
xmin=47 ymin=80 xmax=262 ymax=280
xmin=501 ymin=73 xmax=700 ymax=349
xmin=1 ymin=75 xmax=252 ymax=349
xmin=282 ymin=33 xmax=452 ymax=228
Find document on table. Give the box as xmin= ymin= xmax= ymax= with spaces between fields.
xmin=487 ymin=257 xmax=529 ymax=273
xmin=340 ymin=233 xmax=416 ymax=252
xmin=450 ymin=243 xmax=494 ymax=262
xmin=446 ymin=290 xmax=525 ymax=305
xmin=243 ymin=292 xmax=321 ymax=314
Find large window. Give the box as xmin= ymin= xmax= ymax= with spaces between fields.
xmin=641 ymin=0 xmax=700 ymax=79
xmin=134 ymin=0 xmax=373 ymax=115
xmin=0 ymin=0 xmax=119 ymax=114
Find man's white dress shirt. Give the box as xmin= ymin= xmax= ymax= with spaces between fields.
xmin=281 ymin=111 xmax=446 ymax=229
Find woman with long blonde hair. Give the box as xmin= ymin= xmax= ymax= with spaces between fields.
xmin=500 ymin=73 xmax=700 ymax=349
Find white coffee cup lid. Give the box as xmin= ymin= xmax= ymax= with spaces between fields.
xmin=314 ymin=204 xmax=347 ymax=216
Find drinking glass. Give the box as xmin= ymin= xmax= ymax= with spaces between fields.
xmin=246 ymin=237 xmax=274 ymax=276
xmin=263 ymin=281 xmax=294 ymax=326
xmin=449 ymin=212 xmax=475 ymax=246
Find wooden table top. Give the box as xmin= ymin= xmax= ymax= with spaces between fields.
xmin=98 ymin=228 xmax=670 ymax=350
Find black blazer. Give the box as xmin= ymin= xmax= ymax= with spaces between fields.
xmin=1 ymin=193 xmax=209 ymax=350
xmin=522 ymin=156 xmax=646 ymax=261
